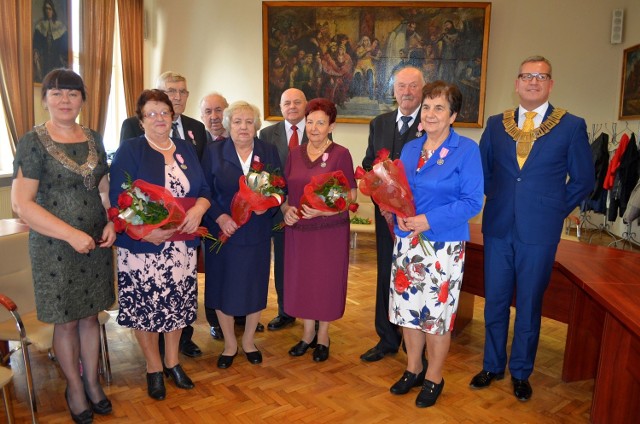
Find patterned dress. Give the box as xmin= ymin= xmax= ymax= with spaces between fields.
xmin=116 ymin=163 xmax=197 ymax=332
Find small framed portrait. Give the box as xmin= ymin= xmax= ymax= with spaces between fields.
xmin=32 ymin=0 xmax=72 ymax=84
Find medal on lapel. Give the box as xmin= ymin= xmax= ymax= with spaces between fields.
xmin=437 ymin=147 xmax=449 ymax=165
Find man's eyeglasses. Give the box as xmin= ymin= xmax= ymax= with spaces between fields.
xmin=143 ymin=111 xmax=172 ymax=119
xmin=165 ymin=89 xmax=190 ymax=96
xmin=518 ymin=73 xmax=551 ymax=82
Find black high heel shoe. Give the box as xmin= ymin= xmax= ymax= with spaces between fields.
xmin=289 ymin=335 xmax=318 ymax=357
xmin=164 ymin=364 xmax=195 ymax=389
xmin=84 ymin=389 xmax=112 ymax=415
xmin=65 ymin=387 xmax=93 ymax=424
xmin=217 ymin=350 xmax=238 ymax=369
xmin=146 ymin=372 xmax=166 ymax=400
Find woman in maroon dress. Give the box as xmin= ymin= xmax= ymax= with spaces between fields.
xmin=282 ymin=98 xmax=356 ymax=362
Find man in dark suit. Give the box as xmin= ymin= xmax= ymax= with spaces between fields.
xmin=200 ymin=92 xmax=229 ymax=144
xmin=259 ymin=88 xmax=308 ymax=331
xmin=120 ymin=71 xmax=207 ymax=160
xmin=360 ymin=66 xmax=425 ymax=362
xmin=119 ymin=71 xmax=207 ymax=358
xmin=470 ymin=56 xmax=594 ymax=401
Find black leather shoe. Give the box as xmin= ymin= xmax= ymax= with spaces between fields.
xmin=415 ymin=378 xmax=444 ymax=408
xmin=146 ymin=372 xmax=166 ymax=400
xmin=390 ymin=369 xmax=426 ymax=395
xmin=289 ymin=336 xmax=318 ymax=356
xmin=245 ymin=347 xmax=263 ymax=364
xmin=360 ymin=346 xmax=396 ymax=362
xmin=313 ymin=343 xmax=330 ymax=362
xmin=180 ymin=340 xmax=203 ymax=358
xmin=85 ymin=390 xmax=112 ymax=415
xmin=65 ymin=387 xmax=93 ymax=424
xmin=256 ymin=322 xmax=265 ymax=332
xmin=512 ymin=377 xmax=532 ymax=401
xmin=268 ymin=315 xmax=296 ymax=331
xmin=164 ymin=364 xmax=195 ymax=389
xmin=217 ymin=351 xmax=238 ymax=369
xmin=210 ymin=326 xmax=223 ymax=340
xmin=469 ymin=370 xmax=505 ymax=389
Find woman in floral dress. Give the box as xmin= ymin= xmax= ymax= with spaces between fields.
xmin=388 ymin=81 xmax=483 ymax=407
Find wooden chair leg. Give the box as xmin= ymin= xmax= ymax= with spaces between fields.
xmin=98 ymin=323 xmax=112 ymax=385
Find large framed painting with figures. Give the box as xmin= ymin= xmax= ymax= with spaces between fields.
xmin=262 ymin=1 xmax=491 ymax=126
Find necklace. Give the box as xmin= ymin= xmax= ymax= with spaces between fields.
xmin=308 ymin=139 xmax=331 ymax=155
xmin=146 ymin=136 xmax=174 ymax=151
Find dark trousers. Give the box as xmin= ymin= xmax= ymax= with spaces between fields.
xmin=158 ymin=325 xmax=193 ymax=356
xmin=272 ymin=230 xmax=291 ymax=318
xmin=373 ymin=205 xmax=402 ymax=352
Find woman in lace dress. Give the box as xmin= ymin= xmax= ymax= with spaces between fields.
xmin=109 ymin=89 xmax=210 ymax=401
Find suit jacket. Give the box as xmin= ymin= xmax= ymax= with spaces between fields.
xmin=362 ymin=108 xmax=422 ymax=169
xmin=119 ymin=114 xmax=207 ymax=159
xmin=109 ymin=135 xmax=211 ymax=254
xmin=200 ymin=137 xmax=282 ymax=245
xmin=480 ymin=105 xmax=595 ymax=245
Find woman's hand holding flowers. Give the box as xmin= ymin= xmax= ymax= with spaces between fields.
xmin=178 ymin=202 xmax=209 ymax=235
xmin=283 ymin=204 xmax=300 ymax=226
xmin=143 ymin=227 xmax=178 ymax=246
xmin=300 ymin=204 xmax=335 ymax=219
xmin=399 ymin=214 xmax=430 ymax=239
xmin=216 ymin=213 xmax=238 ymax=237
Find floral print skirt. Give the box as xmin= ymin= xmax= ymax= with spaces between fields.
xmin=389 ymin=236 xmax=465 ymax=335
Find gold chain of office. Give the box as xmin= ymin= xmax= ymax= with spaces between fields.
xmin=502 ymin=108 xmax=567 ymax=158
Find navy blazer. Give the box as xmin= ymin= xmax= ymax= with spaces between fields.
xmin=109 ymin=135 xmax=211 ymax=253
xmin=201 ymin=137 xmax=282 ymax=245
xmin=480 ymin=105 xmax=594 ymax=245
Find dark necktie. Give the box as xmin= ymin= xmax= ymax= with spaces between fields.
xmin=399 ymin=116 xmax=411 ymax=135
xmin=171 ymin=121 xmax=179 ymax=138
xmin=289 ymin=125 xmax=299 ymax=149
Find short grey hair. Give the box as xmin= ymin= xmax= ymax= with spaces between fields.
xmin=156 ymin=71 xmax=187 ymax=90
xmin=519 ymin=56 xmax=552 ymax=77
xmin=222 ymin=101 xmax=262 ymax=132
xmin=200 ymin=92 xmax=229 ymax=109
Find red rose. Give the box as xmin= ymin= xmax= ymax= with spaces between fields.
xmin=438 ymin=280 xmax=449 ymax=303
xmin=107 ymin=207 xmax=120 ymax=221
xmin=271 ymin=175 xmax=286 ymax=188
xmin=334 ymin=197 xmax=346 ymax=210
xmin=354 ymin=166 xmax=367 ymax=179
xmin=251 ymin=161 xmax=264 ymax=172
xmin=411 ymin=236 xmax=420 ymax=247
xmin=348 ymin=202 xmax=359 ymax=212
xmin=117 ymin=192 xmax=133 ymax=208
xmin=394 ymin=269 xmax=411 ymax=294
xmin=113 ymin=217 xmax=127 ymax=233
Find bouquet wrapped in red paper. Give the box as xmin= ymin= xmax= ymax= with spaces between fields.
xmin=210 ymin=157 xmax=285 ymax=251
xmin=299 ymin=170 xmax=358 ymax=215
xmin=107 ymin=175 xmax=211 ymax=241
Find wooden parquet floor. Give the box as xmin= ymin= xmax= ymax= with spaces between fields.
xmin=3 ymin=234 xmax=594 ymax=423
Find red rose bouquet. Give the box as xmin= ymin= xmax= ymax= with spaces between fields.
xmin=298 ymin=170 xmax=358 ymax=216
xmin=108 ymin=175 xmax=211 ymax=241
xmin=210 ymin=157 xmax=286 ymax=252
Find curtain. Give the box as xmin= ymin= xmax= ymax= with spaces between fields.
xmin=117 ymin=0 xmax=144 ymax=117
xmin=79 ymin=0 xmax=115 ymax=135
xmin=0 ymin=0 xmax=34 ymax=154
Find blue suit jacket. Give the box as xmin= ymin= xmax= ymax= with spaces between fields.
xmin=109 ymin=135 xmax=211 ymax=253
xmin=200 ymin=137 xmax=282 ymax=245
xmin=397 ymin=129 xmax=484 ymax=242
xmin=480 ymin=106 xmax=594 ymax=245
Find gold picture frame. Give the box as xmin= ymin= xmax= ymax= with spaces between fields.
xmin=619 ymin=43 xmax=640 ymax=120
xmin=32 ymin=0 xmax=72 ymax=84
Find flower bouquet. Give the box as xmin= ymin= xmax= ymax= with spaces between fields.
xmin=108 ymin=175 xmax=211 ymax=241
xmin=210 ymin=157 xmax=285 ymax=252
xmin=298 ymin=170 xmax=358 ymax=216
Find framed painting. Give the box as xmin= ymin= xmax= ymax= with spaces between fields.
xmin=32 ymin=0 xmax=72 ymax=84
xmin=619 ymin=43 xmax=640 ymax=120
xmin=262 ymin=1 xmax=491 ymax=126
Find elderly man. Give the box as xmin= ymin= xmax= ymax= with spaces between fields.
xmin=120 ymin=71 xmax=207 ymax=160
xmin=200 ymin=92 xmax=229 ymax=143
xmin=360 ymin=66 xmax=425 ymax=362
xmin=119 ymin=71 xmax=207 ymax=358
xmin=470 ymin=56 xmax=594 ymax=401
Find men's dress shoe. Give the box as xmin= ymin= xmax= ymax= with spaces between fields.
xmin=217 ymin=351 xmax=238 ymax=369
xmin=146 ymin=372 xmax=166 ymax=400
xmin=210 ymin=326 xmax=223 ymax=340
xmin=235 ymin=319 xmax=265 ymax=332
xmin=65 ymin=387 xmax=93 ymax=424
xmin=469 ymin=370 xmax=505 ymax=389
xmin=512 ymin=377 xmax=532 ymax=401
xmin=313 ymin=343 xmax=330 ymax=362
xmin=390 ymin=369 xmax=426 ymax=395
xmin=245 ymin=347 xmax=263 ymax=364
xmin=85 ymin=390 xmax=112 ymax=415
xmin=180 ymin=340 xmax=203 ymax=358
xmin=268 ymin=315 xmax=296 ymax=331
xmin=289 ymin=336 xmax=318 ymax=356
xmin=256 ymin=322 xmax=265 ymax=332
xmin=415 ymin=378 xmax=444 ymax=408
xmin=360 ymin=346 xmax=395 ymax=362
xmin=164 ymin=364 xmax=195 ymax=389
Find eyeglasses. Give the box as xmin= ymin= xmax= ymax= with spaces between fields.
xmin=518 ymin=73 xmax=551 ymax=82
xmin=143 ymin=110 xmax=172 ymax=119
xmin=164 ymin=89 xmax=189 ymax=96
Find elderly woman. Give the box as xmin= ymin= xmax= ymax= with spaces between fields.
xmin=388 ymin=81 xmax=483 ymax=407
xmin=12 ymin=69 xmax=114 ymax=423
xmin=282 ymin=98 xmax=356 ymax=362
xmin=109 ymin=89 xmax=211 ymax=400
xmin=201 ymin=101 xmax=282 ymax=368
